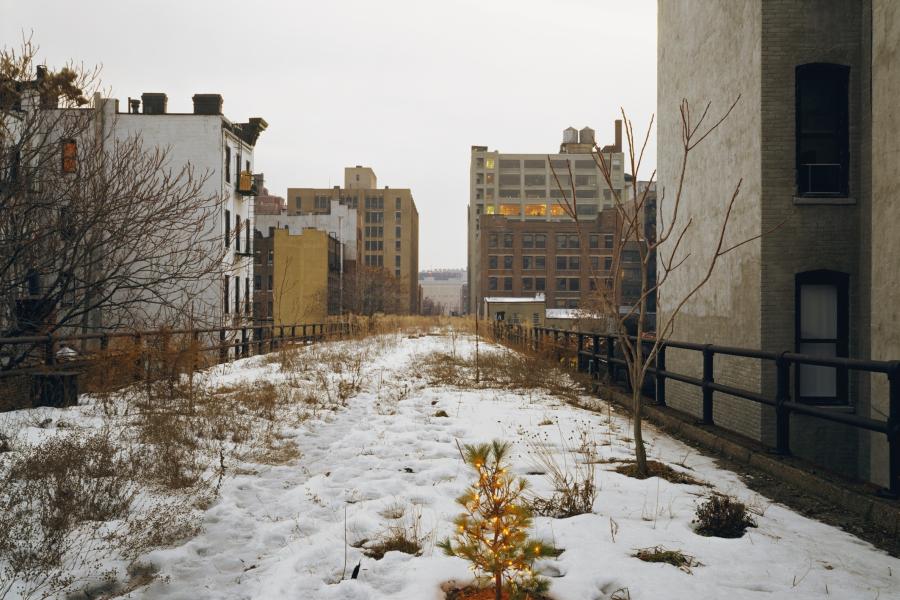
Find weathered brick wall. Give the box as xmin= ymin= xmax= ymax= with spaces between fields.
xmin=759 ymin=0 xmax=869 ymax=477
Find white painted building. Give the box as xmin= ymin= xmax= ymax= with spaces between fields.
xmin=92 ymin=92 xmax=267 ymax=335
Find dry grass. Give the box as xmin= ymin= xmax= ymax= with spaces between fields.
xmin=363 ymin=506 xmax=425 ymax=560
xmin=422 ymin=347 xmax=587 ymax=402
xmin=527 ymin=424 xmax=598 ymax=519
xmin=633 ymin=546 xmax=701 ymax=574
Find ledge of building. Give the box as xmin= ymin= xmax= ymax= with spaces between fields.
xmin=599 ymin=385 xmax=899 ymax=542
xmin=793 ymin=196 xmax=856 ymax=206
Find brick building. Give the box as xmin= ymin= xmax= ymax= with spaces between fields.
xmin=658 ymin=0 xmax=898 ymax=487
xmin=468 ymin=124 xmax=631 ymax=315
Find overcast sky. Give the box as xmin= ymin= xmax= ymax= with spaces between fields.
xmin=1 ymin=0 xmax=657 ymax=269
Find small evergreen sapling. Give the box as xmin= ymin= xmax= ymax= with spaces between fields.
xmin=438 ymin=441 xmax=556 ymax=600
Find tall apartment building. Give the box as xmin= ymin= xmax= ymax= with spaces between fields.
xmin=468 ymin=124 xmax=627 ymax=314
xmin=658 ymin=0 xmax=897 ymax=488
xmin=286 ymin=167 xmax=420 ymax=314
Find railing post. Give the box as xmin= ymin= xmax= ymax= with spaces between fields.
xmin=655 ymin=343 xmax=666 ymax=406
xmin=606 ymin=336 xmax=615 ymax=381
xmin=44 ymin=334 xmax=56 ymax=367
xmin=241 ymin=327 xmax=248 ymax=358
xmin=702 ymin=345 xmax=714 ymax=424
xmin=302 ymin=324 xmax=308 ymax=343
xmin=192 ymin=330 xmax=201 ymax=370
xmin=291 ymin=325 xmax=296 ymax=342
xmin=592 ymin=335 xmax=600 ymax=378
xmin=219 ymin=329 xmax=226 ymax=363
xmin=576 ymin=334 xmax=585 ymax=372
xmin=888 ymin=363 xmax=900 ymax=497
xmin=775 ymin=353 xmax=791 ymax=455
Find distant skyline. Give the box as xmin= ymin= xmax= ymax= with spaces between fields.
xmin=0 ymin=0 xmax=657 ymax=269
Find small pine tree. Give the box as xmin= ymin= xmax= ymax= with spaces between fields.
xmin=438 ymin=441 xmax=555 ymax=600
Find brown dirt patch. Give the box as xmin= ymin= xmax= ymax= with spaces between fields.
xmin=613 ymin=460 xmax=706 ymax=486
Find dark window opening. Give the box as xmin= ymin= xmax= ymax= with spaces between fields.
xmin=796 ymin=63 xmax=850 ymax=196
xmin=225 ymin=146 xmax=231 ymax=183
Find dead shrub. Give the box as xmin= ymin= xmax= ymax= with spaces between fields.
xmin=633 ymin=546 xmax=701 ymax=573
xmin=693 ymin=493 xmax=757 ymax=538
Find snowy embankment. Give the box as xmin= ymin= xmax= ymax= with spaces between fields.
xmin=3 ymin=331 xmax=899 ymax=599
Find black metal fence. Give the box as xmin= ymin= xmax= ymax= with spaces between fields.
xmin=492 ymin=322 xmax=899 ymax=498
xmin=0 ymin=321 xmax=355 ymax=409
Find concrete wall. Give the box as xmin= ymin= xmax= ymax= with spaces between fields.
xmin=657 ymin=0 xmax=764 ymax=440
xmin=870 ymin=0 xmax=900 ymax=488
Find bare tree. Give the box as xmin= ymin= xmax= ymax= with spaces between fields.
xmin=0 ymin=39 xmax=228 ymax=369
xmin=343 ymin=265 xmax=405 ymax=316
xmin=550 ymin=98 xmax=761 ymax=477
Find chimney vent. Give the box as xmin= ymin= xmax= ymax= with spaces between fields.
xmin=141 ymin=93 xmax=167 ymax=114
xmin=129 ymin=98 xmax=140 ymax=114
xmin=614 ymin=119 xmax=622 ymax=152
xmin=192 ymin=93 xmax=223 ymax=115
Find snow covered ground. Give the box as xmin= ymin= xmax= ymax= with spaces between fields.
xmin=3 ymin=331 xmax=899 ymax=599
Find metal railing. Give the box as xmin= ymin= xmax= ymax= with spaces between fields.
xmin=0 ymin=321 xmax=355 ymax=381
xmin=492 ymin=322 xmax=899 ymax=497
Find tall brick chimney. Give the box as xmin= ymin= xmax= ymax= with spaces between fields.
xmin=615 ymin=119 xmax=622 ymax=152
xmin=192 ymin=94 xmax=223 ymax=115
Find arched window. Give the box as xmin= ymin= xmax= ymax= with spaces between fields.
xmin=795 ymin=63 xmax=850 ymax=196
xmin=795 ymin=270 xmax=849 ymax=404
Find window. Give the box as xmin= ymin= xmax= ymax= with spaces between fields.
xmin=485 ymin=158 xmax=495 ymax=169
xmin=524 ymin=174 xmax=545 ymax=186
xmin=225 ymin=209 xmax=231 ymax=247
xmin=61 ymin=140 xmax=77 ymax=173
xmin=524 ymin=204 xmax=547 ymax=217
xmin=556 ymin=256 xmax=567 ymax=270
xmin=550 ymin=204 xmax=567 ymax=217
xmin=395 ymin=226 xmax=401 ymax=238
xmin=622 ymin=250 xmax=640 ymax=262
xmin=535 ymin=256 xmax=546 ymax=270
xmin=503 ymin=277 xmax=513 ymax=291
xmin=486 ymin=173 xmax=495 ymax=184
xmin=254 ymin=275 xmax=261 ymax=290
xmin=604 ymin=234 xmax=613 ymax=249
xmin=535 ymin=277 xmax=546 ymax=291
xmin=556 ymin=234 xmax=580 ymax=249
xmin=575 ymin=174 xmax=596 ymax=186
xmin=604 ymin=256 xmax=613 ymax=271
xmin=522 ymin=277 xmax=533 ymax=291
xmin=225 ymin=146 xmax=231 ymax=183
xmin=245 ymin=278 xmax=250 ymax=313
xmin=503 ymin=255 xmax=513 ymax=269
xmin=488 ymin=233 xmax=498 ymax=248
xmin=396 ymin=197 xmax=402 ymax=209
xmin=522 ymin=256 xmax=532 ymax=270
xmin=488 ymin=277 xmax=498 ymax=291
xmin=395 ymin=239 xmax=401 ymax=251
xmin=556 ymin=277 xmax=567 ymax=291
xmin=499 ymin=204 xmax=521 ymax=216
xmin=267 ymin=249 xmax=274 ymax=266
xmin=499 ymin=159 xmax=519 ymax=169
xmin=395 ymin=255 xmax=401 ymax=267
xmin=796 ymin=63 xmax=850 ymax=196
xmin=590 ymin=256 xmax=600 ymax=270
xmin=295 ymin=197 xmax=301 ymax=209
xmin=795 ymin=270 xmax=849 ymax=404
xmin=267 ymin=274 xmax=273 ymax=290
xmin=224 ymin=276 xmax=230 ymax=314
xmin=503 ymin=233 xmax=513 ymax=249
xmin=535 ymin=234 xmax=546 ymax=249
xmin=522 ymin=234 xmax=534 ymax=249
xmin=590 ymin=234 xmax=600 ymax=249
xmin=315 ymin=195 xmax=330 ymax=210
xmin=489 ymin=255 xmax=498 ymax=269
xmin=395 ymin=211 xmax=401 ymax=222
xmin=235 ymin=214 xmax=241 ymax=252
